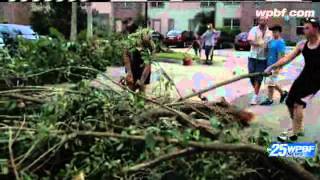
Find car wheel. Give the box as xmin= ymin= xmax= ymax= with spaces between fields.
xmin=234 ymin=45 xmax=239 ymax=51
xmin=177 ymin=42 xmax=184 ymax=48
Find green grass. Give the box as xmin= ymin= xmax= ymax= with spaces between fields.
xmin=155 ymin=52 xmax=200 ymax=61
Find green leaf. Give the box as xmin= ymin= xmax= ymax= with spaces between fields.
xmin=210 ymin=116 xmax=222 ymax=129
xmin=0 ymin=159 xmax=8 ymax=175
xmin=145 ymin=133 xmax=156 ymax=150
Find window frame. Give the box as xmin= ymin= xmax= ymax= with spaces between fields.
xmin=223 ymin=18 xmax=240 ymax=29
xmin=150 ymin=1 xmax=165 ymax=8
xmin=200 ymin=1 xmax=216 ymax=8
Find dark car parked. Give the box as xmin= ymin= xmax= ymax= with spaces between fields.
xmin=164 ymin=30 xmax=195 ymax=48
xmin=234 ymin=32 xmax=250 ymax=51
xmin=151 ymin=31 xmax=164 ymax=42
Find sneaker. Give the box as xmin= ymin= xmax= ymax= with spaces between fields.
xmin=260 ymin=98 xmax=274 ymax=106
xmin=280 ymin=91 xmax=288 ymax=103
xmin=207 ymin=61 xmax=213 ymax=65
xmin=250 ymin=94 xmax=259 ymax=105
xmin=285 ymin=128 xmax=305 ymax=136
xmin=277 ymin=134 xmax=298 ymax=142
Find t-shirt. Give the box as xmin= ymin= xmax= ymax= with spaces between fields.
xmin=201 ymin=30 xmax=219 ymax=46
xmin=247 ymin=26 xmax=273 ymax=60
xmin=267 ymin=38 xmax=286 ymax=66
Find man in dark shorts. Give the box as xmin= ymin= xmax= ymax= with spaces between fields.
xmin=247 ymin=17 xmax=273 ymax=105
xmin=265 ymin=18 xmax=320 ymax=142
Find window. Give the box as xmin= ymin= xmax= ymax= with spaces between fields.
xmin=224 ymin=1 xmax=240 ymax=6
xmin=223 ymin=18 xmax=240 ymax=29
xmin=253 ymin=18 xmax=259 ymax=26
xmin=255 ymin=1 xmax=264 ymax=8
xmin=115 ymin=19 xmax=122 ymax=32
xmin=168 ymin=19 xmax=175 ymax=31
xmin=151 ymin=19 xmax=161 ymax=33
xmin=224 ymin=19 xmax=231 ymax=27
xmin=117 ymin=2 xmax=134 ymax=9
xmin=150 ymin=2 xmax=164 ymax=8
xmin=188 ymin=19 xmax=196 ymax=31
xmin=200 ymin=1 xmax=216 ymax=8
xmin=296 ymin=18 xmax=304 ymax=35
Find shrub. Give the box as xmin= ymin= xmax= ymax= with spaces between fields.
xmin=285 ymin=40 xmax=297 ymax=46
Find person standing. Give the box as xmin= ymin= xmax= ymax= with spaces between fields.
xmin=201 ymin=24 xmax=217 ymax=65
xmin=186 ymin=35 xmax=201 ymax=57
xmin=123 ymin=29 xmax=155 ymax=93
xmin=192 ymin=35 xmax=201 ymax=57
xmin=260 ymin=25 xmax=288 ymax=105
xmin=265 ymin=18 xmax=320 ymax=142
xmin=247 ymin=17 xmax=273 ymax=105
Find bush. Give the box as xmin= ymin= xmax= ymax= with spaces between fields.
xmin=216 ymin=27 xmax=241 ymax=43
xmin=285 ymin=40 xmax=297 ymax=46
xmin=0 ymin=33 xmax=126 ymax=86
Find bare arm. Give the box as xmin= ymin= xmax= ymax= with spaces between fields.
xmin=271 ymin=44 xmax=302 ymax=69
xmin=248 ymin=40 xmax=261 ymax=47
xmin=123 ymin=49 xmax=132 ymax=75
xmin=140 ymin=64 xmax=151 ymax=84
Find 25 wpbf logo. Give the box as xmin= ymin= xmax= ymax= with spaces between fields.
xmin=268 ymin=142 xmax=317 ymax=158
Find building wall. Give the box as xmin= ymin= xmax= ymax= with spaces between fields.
xmin=241 ymin=2 xmax=312 ymax=42
xmin=148 ymin=2 xmax=213 ymax=35
xmin=92 ymin=2 xmax=112 ymax=33
xmin=92 ymin=2 xmax=112 ymax=14
xmin=215 ymin=2 xmax=241 ymax=29
xmin=0 ymin=3 xmax=31 ymax=24
xmin=112 ymin=2 xmax=145 ymax=32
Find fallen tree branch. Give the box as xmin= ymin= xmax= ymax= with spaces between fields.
xmin=122 ymin=147 xmax=200 ymax=173
xmin=0 ymin=115 xmax=38 ymax=119
xmin=71 ymin=66 xmax=218 ymax=138
xmin=2 ymin=93 xmax=45 ymax=104
xmin=0 ymin=127 xmax=316 ymax=180
xmin=157 ymin=64 xmax=183 ymax=98
xmin=69 ymin=131 xmax=316 ymax=180
xmin=8 ymin=128 xmax=21 ymax=180
xmin=178 ymin=72 xmax=270 ymax=102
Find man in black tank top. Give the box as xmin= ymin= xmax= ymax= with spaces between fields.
xmin=123 ymin=29 xmax=154 ymax=93
xmin=265 ymin=18 xmax=320 ymax=142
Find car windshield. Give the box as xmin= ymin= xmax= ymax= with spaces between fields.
xmin=0 ymin=25 xmax=9 ymax=34
xmin=1 ymin=24 xmax=36 ymax=35
xmin=18 ymin=26 xmax=36 ymax=35
xmin=167 ymin=30 xmax=181 ymax=36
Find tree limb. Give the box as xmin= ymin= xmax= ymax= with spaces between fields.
xmin=0 ymin=127 xmax=316 ymax=180
xmin=122 ymin=147 xmax=200 ymax=173
xmin=178 ymin=72 xmax=270 ymax=102
xmin=1 ymin=93 xmax=45 ymax=104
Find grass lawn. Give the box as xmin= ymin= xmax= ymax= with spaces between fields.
xmin=155 ymin=52 xmax=200 ymax=61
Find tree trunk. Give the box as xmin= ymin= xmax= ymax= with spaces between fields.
xmin=86 ymin=3 xmax=93 ymax=40
xmin=70 ymin=2 xmax=77 ymax=42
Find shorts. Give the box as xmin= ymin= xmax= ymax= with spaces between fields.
xmin=265 ymin=68 xmax=281 ymax=86
xmin=248 ymin=58 xmax=267 ymax=86
xmin=286 ymin=72 xmax=320 ymax=109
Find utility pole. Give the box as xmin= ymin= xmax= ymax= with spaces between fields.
xmin=86 ymin=2 xmax=93 ymax=40
xmin=144 ymin=1 xmax=148 ymax=28
xmin=70 ymin=2 xmax=77 ymax=42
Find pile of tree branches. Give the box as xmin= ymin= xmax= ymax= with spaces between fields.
xmin=0 ymin=69 xmax=318 ymax=180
